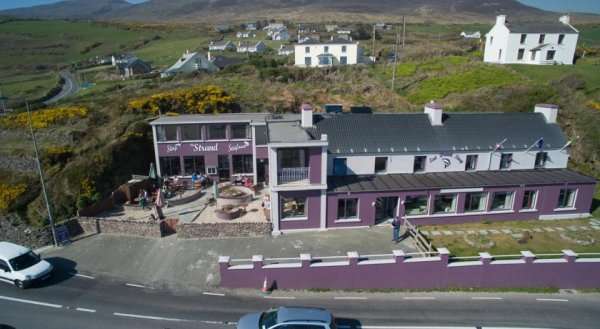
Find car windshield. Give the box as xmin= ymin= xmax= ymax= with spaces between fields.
xmin=259 ymin=310 xmax=278 ymax=329
xmin=9 ymin=251 xmax=41 ymax=271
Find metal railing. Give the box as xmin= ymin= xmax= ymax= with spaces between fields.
xmin=278 ymin=167 xmax=310 ymax=185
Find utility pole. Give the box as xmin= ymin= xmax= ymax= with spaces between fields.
xmin=371 ymin=24 xmax=376 ymax=60
xmin=402 ymin=15 xmax=406 ymax=49
xmin=26 ymin=101 xmax=58 ymax=247
xmin=391 ymin=24 xmax=400 ymax=91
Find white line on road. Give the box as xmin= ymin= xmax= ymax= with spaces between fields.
xmin=75 ymin=307 xmax=96 ymax=313
xmin=0 ymin=295 xmax=62 ymax=309
xmin=113 ymin=312 xmax=189 ymax=322
xmin=263 ymin=295 xmax=297 ymax=300
xmin=536 ymin=298 xmax=569 ymax=302
xmin=203 ymin=292 xmax=226 ymax=297
xmin=471 ymin=296 xmax=504 ymax=300
xmin=333 ymin=296 xmax=368 ymax=300
xmin=73 ymin=273 xmax=95 ymax=280
xmin=402 ymin=296 xmax=436 ymax=300
xmin=125 ymin=283 xmax=147 ymax=289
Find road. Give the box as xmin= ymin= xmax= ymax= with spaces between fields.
xmin=43 ymin=71 xmax=79 ymax=105
xmin=0 ymin=258 xmax=599 ymax=329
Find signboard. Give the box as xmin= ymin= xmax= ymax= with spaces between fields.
xmin=54 ymin=225 xmax=71 ymax=246
xmin=161 ymin=141 xmax=251 ymax=155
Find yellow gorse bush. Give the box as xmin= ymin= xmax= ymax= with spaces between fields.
xmin=127 ymin=85 xmax=235 ymax=115
xmin=0 ymin=106 xmax=88 ymax=129
xmin=587 ymin=100 xmax=600 ymax=111
xmin=0 ymin=183 xmax=26 ymax=212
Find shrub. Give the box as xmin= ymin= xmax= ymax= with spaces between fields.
xmin=587 ymin=100 xmax=600 ymax=111
xmin=0 ymin=106 xmax=88 ymax=129
xmin=43 ymin=146 xmax=73 ymax=166
xmin=0 ymin=183 xmax=27 ymax=213
xmin=127 ymin=85 xmax=236 ymax=115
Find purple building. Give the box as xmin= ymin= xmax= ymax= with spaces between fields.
xmin=151 ymin=103 xmax=596 ymax=234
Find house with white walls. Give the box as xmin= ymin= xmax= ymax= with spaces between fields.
xmin=237 ymin=41 xmax=267 ymax=53
xmin=294 ymin=37 xmax=359 ymax=67
xmin=161 ymin=51 xmax=217 ymax=78
xmin=209 ymin=40 xmax=236 ymax=51
xmin=484 ymin=15 xmax=578 ymax=65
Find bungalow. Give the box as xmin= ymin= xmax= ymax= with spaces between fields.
xmin=150 ymin=102 xmax=595 ymax=235
xmin=209 ymin=40 xmax=236 ymax=51
xmin=325 ymin=24 xmax=338 ymax=32
xmin=116 ymin=57 xmax=151 ymax=78
xmin=295 ymin=37 xmax=360 ymax=67
xmin=271 ymin=28 xmax=290 ymax=41
xmin=245 ymin=22 xmax=258 ymax=31
xmin=236 ymin=31 xmax=255 ymax=39
xmin=264 ymin=23 xmax=286 ymax=31
xmin=237 ymin=41 xmax=267 ymax=53
xmin=278 ymin=45 xmax=294 ymax=56
xmin=484 ymin=15 xmax=578 ymax=65
xmin=461 ymin=31 xmax=481 ymax=39
xmin=161 ymin=51 xmax=217 ymax=78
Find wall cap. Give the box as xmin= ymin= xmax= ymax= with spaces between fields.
xmin=218 ymin=256 xmax=231 ymax=263
xmin=521 ymin=251 xmax=535 ymax=258
xmin=479 ymin=252 xmax=492 ymax=259
xmin=393 ymin=250 xmax=406 ymax=257
xmin=252 ymin=255 xmax=264 ymax=262
xmin=562 ymin=249 xmax=578 ymax=257
xmin=347 ymin=251 xmax=359 ymax=259
xmin=437 ymin=247 xmax=450 ymax=255
xmin=300 ymin=253 xmax=312 ymax=261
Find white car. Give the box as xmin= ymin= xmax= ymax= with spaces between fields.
xmin=0 ymin=242 xmax=53 ymax=289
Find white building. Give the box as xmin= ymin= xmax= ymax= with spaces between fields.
xmin=294 ymin=37 xmax=359 ymax=67
xmin=460 ymin=31 xmax=481 ymax=39
xmin=161 ymin=51 xmax=217 ymax=78
xmin=271 ymin=28 xmax=290 ymax=41
xmin=237 ymin=41 xmax=267 ymax=53
xmin=236 ymin=31 xmax=255 ymax=39
xmin=484 ymin=15 xmax=578 ymax=65
xmin=209 ymin=40 xmax=236 ymax=51
xmin=278 ymin=45 xmax=294 ymax=56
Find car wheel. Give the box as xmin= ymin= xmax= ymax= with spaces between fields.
xmin=14 ymin=280 xmax=25 ymax=289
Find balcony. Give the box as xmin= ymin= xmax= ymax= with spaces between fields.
xmin=278 ymin=167 xmax=310 ymax=185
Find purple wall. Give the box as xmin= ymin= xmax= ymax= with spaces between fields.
xmin=279 ymin=190 xmax=321 ymax=230
xmin=220 ymin=251 xmax=600 ymax=290
xmin=256 ymin=146 xmax=268 ymax=160
xmin=308 ymin=147 xmax=322 ymax=185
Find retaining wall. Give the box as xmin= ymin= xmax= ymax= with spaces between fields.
xmin=65 ymin=217 xmax=163 ymax=238
xmin=177 ymin=222 xmax=271 ymax=239
xmin=219 ymin=249 xmax=600 ymax=290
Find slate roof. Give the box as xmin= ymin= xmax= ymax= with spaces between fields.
xmin=211 ymin=56 xmax=242 ymax=70
xmin=506 ymin=22 xmax=577 ymax=34
xmin=299 ymin=37 xmax=357 ymax=45
xmin=151 ymin=113 xmax=272 ymax=125
xmin=328 ymin=169 xmax=596 ymax=193
xmin=267 ymin=121 xmax=315 ymax=143
xmin=307 ymin=112 xmax=567 ymax=154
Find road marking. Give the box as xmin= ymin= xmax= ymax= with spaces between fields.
xmin=73 ymin=273 xmax=95 ymax=280
xmin=113 ymin=312 xmax=189 ymax=322
xmin=0 ymin=295 xmax=62 ymax=309
xmin=201 ymin=320 xmax=223 ymax=324
xmin=333 ymin=296 xmax=368 ymax=300
xmin=536 ymin=298 xmax=569 ymax=302
xmin=471 ymin=296 xmax=504 ymax=300
xmin=263 ymin=295 xmax=297 ymax=300
xmin=125 ymin=283 xmax=147 ymax=288
xmin=402 ymin=296 xmax=436 ymax=300
xmin=75 ymin=307 xmax=96 ymax=313
xmin=203 ymin=292 xmax=226 ymax=297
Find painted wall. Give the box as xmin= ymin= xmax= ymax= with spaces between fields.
xmin=294 ymin=43 xmax=358 ymax=67
xmin=278 ymin=190 xmax=322 ymax=231
xmin=220 ymin=251 xmax=600 ymax=290
xmin=256 ymin=146 xmax=268 ymax=159
xmin=309 ymin=147 xmax=323 ymax=184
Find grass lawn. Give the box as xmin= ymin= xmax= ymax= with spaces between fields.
xmin=510 ymin=62 xmax=600 ymax=93
xmin=424 ymin=218 xmax=600 ymax=257
xmin=0 ymin=71 xmax=59 ymax=100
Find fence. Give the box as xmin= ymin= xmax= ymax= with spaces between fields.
xmin=278 ymin=167 xmax=310 ymax=185
xmin=219 ymin=249 xmax=600 ymax=290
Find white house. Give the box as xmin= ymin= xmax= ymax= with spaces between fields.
xmin=236 ymin=31 xmax=255 ymax=39
xmin=264 ymin=23 xmax=286 ymax=31
xmin=271 ymin=28 xmax=290 ymax=41
xmin=460 ymin=31 xmax=481 ymax=39
xmin=237 ymin=41 xmax=267 ymax=53
xmin=161 ymin=51 xmax=217 ymax=78
xmin=484 ymin=15 xmax=578 ymax=65
xmin=294 ymin=37 xmax=359 ymax=67
xmin=278 ymin=45 xmax=294 ymax=56
xmin=209 ymin=40 xmax=236 ymax=51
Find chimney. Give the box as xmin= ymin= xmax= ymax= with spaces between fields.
xmin=496 ymin=15 xmax=507 ymax=26
xmin=534 ymin=104 xmax=559 ymax=124
xmin=301 ymin=103 xmax=313 ymax=128
xmin=424 ymin=100 xmax=443 ymax=126
xmin=559 ymin=15 xmax=570 ymax=25
xmin=207 ymin=51 xmax=212 ymax=61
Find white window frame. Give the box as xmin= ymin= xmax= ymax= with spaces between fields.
xmin=520 ymin=190 xmax=538 ymax=212
xmin=464 ymin=192 xmax=489 ymax=213
xmin=554 ymin=188 xmax=578 ymax=211
xmin=433 ymin=193 xmax=458 ymax=214
xmin=280 ymin=196 xmax=308 ymax=221
xmin=336 ymin=198 xmax=360 ymax=222
xmin=489 ymin=191 xmax=515 ymax=212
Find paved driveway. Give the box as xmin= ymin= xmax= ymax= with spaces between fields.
xmin=42 ymin=226 xmax=416 ymax=292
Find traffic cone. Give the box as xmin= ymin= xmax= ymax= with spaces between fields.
xmin=261 ymin=276 xmax=271 ymax=295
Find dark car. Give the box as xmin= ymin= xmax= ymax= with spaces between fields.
xmin=237 ymin=307 xmax=335 ymax=329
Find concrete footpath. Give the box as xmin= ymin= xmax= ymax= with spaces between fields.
xmin=41 ymin=226 xmax=416 ymax=292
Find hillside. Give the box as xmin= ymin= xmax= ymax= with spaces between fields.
xmin=0 ymin=0 xmax=567 ymax=23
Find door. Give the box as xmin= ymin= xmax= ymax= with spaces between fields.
xmin=256 ymin=159 xmax=269 ymax=185
xmin=375 ymin=197 xmax=398 ymax=225
xmin=217 ymin=155 xmax=230 ymax=181
xmin=333 ymin=158 xmax=347 ymax=176
xmin=0 ymin=259 xmax=13 ymax=283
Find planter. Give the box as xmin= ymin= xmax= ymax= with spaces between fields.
xmin=216 ymin=185 xmax=253 ymax=208
xmin=215 ymin=207 xmax=243 ymax=220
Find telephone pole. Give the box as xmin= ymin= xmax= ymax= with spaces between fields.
xmin=391 ymin=24 xmax=400 ymax=91
xmin=402 ymin=15 xmax=406 ymax=49
xmin=26 ymin=101 xmax=58 ymax=246
xmin=371 ymin=24 xmax=376 ymax=60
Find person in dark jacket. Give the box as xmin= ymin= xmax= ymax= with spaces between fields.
xmin=392 ymin=217 xmax=401 ymax=243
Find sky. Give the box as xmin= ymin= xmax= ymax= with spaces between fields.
xmin=1 ymin=0 xmax=599 ymax=13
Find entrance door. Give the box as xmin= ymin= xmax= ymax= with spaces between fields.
xmin=375 ymin=197 xmax=398 ymax=225
xmin=218 ymin=155 xmax=230 ymax=181
xmin=257 ymin=159 xmax=269 ymax=185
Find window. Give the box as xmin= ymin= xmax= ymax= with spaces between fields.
xmin=539 ymin=34 xmax=545 ymax=44
xmin=498 ymin=49 xmax=502 ymax=60
xmin=159 ymin=156 xmax=181 ymax=176
xmin=340 ymin=56 xmax=347 ymax=65
xmin=183 ymin=156 xmax=205 ymax=175
xmin=465 ymin=192 xmax=487 ymax=212
xmin=490 ymin=36 xmax=493 ymax=44
xmin=491 ymin=192 xmax=514 ymax=211
xmin=342 ymin=45 xmax=347 ymax=53
xmin=304 ymin=57 xmax=311 ymax=66
xmin=8 ymin=251 xmax=40 ymax=271
xmin=207 ymin=124 xmax=227 ymax=140
xmin=232 ymin=154 xmax=253 ymax=174
xmin=278 ymin=148 xmax=306 ymax=168
xmin=156 ymin=125 xmax=178 ymax=141
xmin=557 ymin=189 xmax=576 ymax=209
xmin=465 ymin=155 xmax=478 ymax=171
xmin=517 ymin=48 xmax=525 ymax=60
xmin=305 ymin=46 xmax=310 ymax=53
xmin=522 ymin=190 xmax=538 ymax=210
xmin=181 ymin=124 xmax=201 ymax=140
xmin=230 ymin=124 xmax=249 ymax=139
xmin=281 ymin=196 xmax=306 ymax=219
xmin=324 ymin=46 xmax=329 ymax=53
xmin=520 ymin=34 xmax=527 ymax=44
xmin=558 ymin=34 xmax=565 ymax=44
xmin=499 ymin=153 xmax=512 ymax=170
xmin=433 ymin=194 xmax=457 ymax=214
xmin=318 ymin=56 xmax=332 ymax=66
xmin=333 ymin=158 xmax=347 ymax=175
xmin=405 ymin=195 xmax=429 ymax=216
xmin=414 ymin=156 xmax=426 ymax=173
xmin=337 ymin=198 xmax=358 ymax=220
xmin=0 ymin=259 xmax=9 ymax=272
xmin=546 ymin=50 xmax=556 ymax=61
xmin=534 ymin=152 xmax=548 ymax=169
xmin=374 ymin=157 xmax=387 ymax=174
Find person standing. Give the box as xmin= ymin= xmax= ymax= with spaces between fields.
xmin=392 ymin=217 xmax=401 ymax=243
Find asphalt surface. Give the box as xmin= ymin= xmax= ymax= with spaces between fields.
xmin=44 ymin=71 xmax=79 ymax=105
xmin=0 ymin=257 xmax=599 ymax=329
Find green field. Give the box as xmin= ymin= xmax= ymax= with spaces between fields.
xmin=0 ymin=71 xmax=59 ymax=100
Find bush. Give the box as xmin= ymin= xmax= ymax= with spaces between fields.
xmin=0 ymin=106 xmax=88 ymax=129
xmin=127 ymin=85 xmax=236 ymax=115
xmin=0 ymin=183 xmax=27 ymax=213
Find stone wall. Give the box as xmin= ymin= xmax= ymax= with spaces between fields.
xmin=177 ymin=222 xmax=271 ymax=239
xmin=0 ymin=214 xmax=53 ymax=249
xmin=65 ymin=217 xmax=163 ymax=238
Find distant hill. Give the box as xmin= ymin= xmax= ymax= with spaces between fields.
xmin=1 ymin=0 xmax=598 ymax=23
